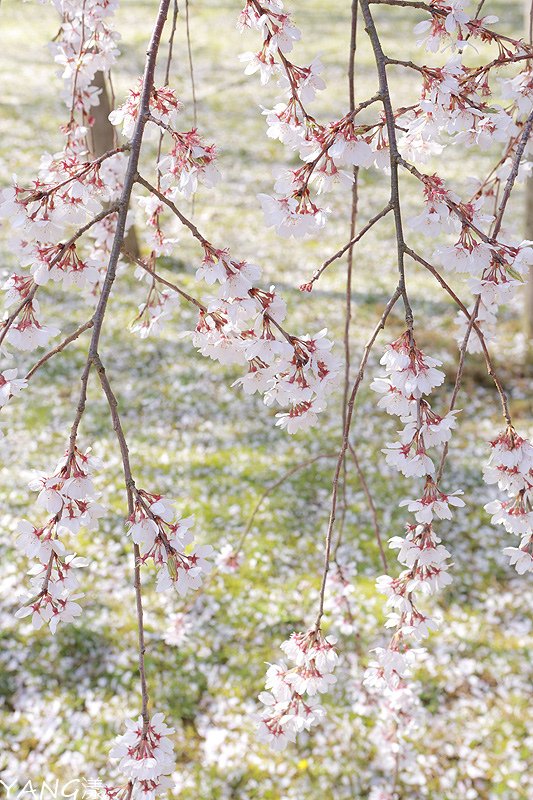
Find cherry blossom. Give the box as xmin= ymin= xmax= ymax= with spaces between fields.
xmin=502 ymin=540 xmax=533 ymax=574
xmin=400 ymin=479 xmax=465 ymax=524
xmin=3 ymin=0 xmax=532 ymax=788
xmin=108 ymin=712 xmax=175 ymax=799
xmin=258 ymin=629 xmax=337 ymax=749
xmin=14 ymin=445 xmax=102 ymax=634
xmin=482 ymin=428 xmax=533 ymax=572
xmin=0 ymin=368 xmax=27 ymax=406
xmin=126 ymin=490 xmax=213 ymax=595
xmin=110 ymin=82 xmax=181 ymax=138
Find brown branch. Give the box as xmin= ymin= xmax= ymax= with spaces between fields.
xmin=304 ymin=203 xmax=392 ymax=288
xmin=136 ymin=174 xmax=209 ymax=246
xmin=360 ymin=0 xmax=414 ymax=329
xmin=493 ymin=109 xmax=533 ymax=238
xmin=385 ymin=57 xmax=429 ymax=74
xmin=25 ymin=319 xmax=94 ymax=380
xmin=25 ymin=146 xmax=129 ymax=199
xmin=347 ymin=441 xmax=388 ymax=572
xmin=405 ymin=246 xmax=512 ymax=427
xmin=92 ymin=354 xmax=147 ymax=727
xmin=122 ymin=248 xmax=207 ymax=311
xmin=313 ymin=285 xmax=402 ymax=630
xmin=67 ymin=0 xmax=172 ymax=735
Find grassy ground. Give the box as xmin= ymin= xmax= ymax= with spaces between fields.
xmin=0 ymin=1 xmax=531 ymax=798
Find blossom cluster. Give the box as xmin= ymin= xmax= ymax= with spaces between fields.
xmin=373 ymin=332 xmax=456 ymax=479
xmin=400 ymin=10 xmax=533 ymax=353
xmin=365 ymin=678 xmax=424 ymax=800
xmin=484 ymin=427 xmax=533 ymax=574
xmin=366 ymin=334 xmax=463 ymax=685
xmin=192 ymin=280 xmax=340 ymax=434
xmin=238 ymin=0 xmax=381 ymax=238
xmin=0 ymin=0 xmax=125 ymax=353
xmin=107 ymin=713 xmax=176 ymax=800
xmin=103 ymin=77 xmax=343 ymax=432
xmin=407 ymin=173 xmax=533 ymax=354
xmin=237 ymin=0 xmax=532 ymax=256
xmin=258 ymin=629 xmax=338 ymax=750
xmin=15 ymin=447 xmax=103 ymax=633
xmin=127 ymin=490 xmax=213 ymax=594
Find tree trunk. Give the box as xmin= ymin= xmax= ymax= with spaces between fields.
xmin=91 ymin=71 xmax=140 ymax=257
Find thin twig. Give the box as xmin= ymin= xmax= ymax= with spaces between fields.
xmin=177 ymin=452 xmax=337 ymax=616
xmin=305 ymin=203 xmax=392 ymax=288
xmin=136 ymin=174 xmax=209 ymax=245
xmin=348 ymin=441 xmax=388 ymax=572
xmin=25 ymin=320 xmax=94 ymax=380
xmin=185 ymin=0 xmax=198 ymax=126
xmin=314 ymin=286 xmax=402 ymax=630
xmin=122 ymin=248 xmax=206 ymax=311
xmin=238 ymin=454 xmax=337 ymax=552
xmin=493 ymin=110 xmax=533 ymax=238
xmin=405 ymin=246 xmax=512 ymax=427
xmin=360 ymin=0 xmax=414 ymax=330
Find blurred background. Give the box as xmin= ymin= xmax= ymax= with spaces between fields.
xmin=0 ymin=1 xmax=531 ymax=797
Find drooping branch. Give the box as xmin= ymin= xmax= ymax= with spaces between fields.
xmin=25 ymin=319 xmax=94 ymax=380
xmin=313 ymin=285 xmax=402 ymax=631
xmin=302 ymin=203 xmax=393 ymax=289
xmin=67 ymin=0 xmax=173 ymax=738
xmin=360 ymin=0 xmax=414 ymax=330
xmin=405 ymin=246 xmax=512 ymax=427
xmin=347 ymin=441 xmax=388 ymax=573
